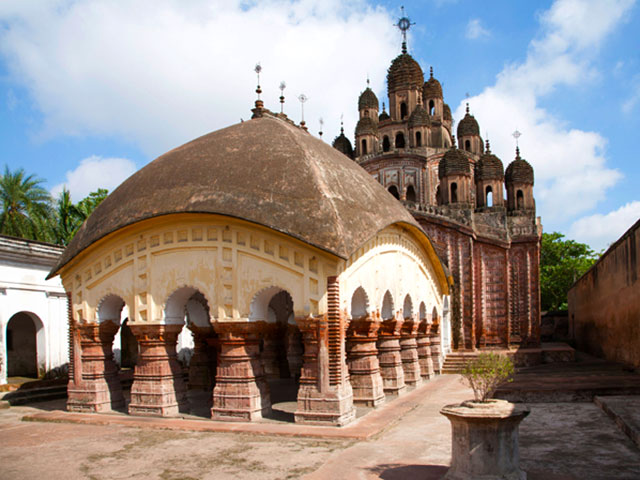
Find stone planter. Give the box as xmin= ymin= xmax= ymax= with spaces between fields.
xmin=440 ymin=399 xmax=530 ymax=480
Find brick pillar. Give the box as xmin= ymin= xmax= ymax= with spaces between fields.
xmin=346 ymin=315 xmax=385 ymax=407
xmin=286 ymin=324 xmax=303 ymax=380
xmin=128 ymin=324 xmax=188 ymax=417
xmin=187 ymin=325 xmax=217 ymax=392
xmin=377 ymin=318 xmax=406 ymax=396
xmin=295 ymin=314 xmax=355 ymax=425
xmin=67 ymin=321 xmax=124 ymax=412
xmin=211 ymin=321 xmax=271 ymax=421
xmin=430 ymin=322 xmax=442 ymax=374
xmin=400 ymin=319 xmax=422 ymax=387
xmin=417 ymin=320 xmax=435 ymax=379
xmin=261 ymin=323 xmax=282 ymax=379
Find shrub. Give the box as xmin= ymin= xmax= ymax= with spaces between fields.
xmin=460 ymin=353 xmax=514 ymax=402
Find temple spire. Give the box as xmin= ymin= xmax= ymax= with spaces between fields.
xmin=394 ymin=6 xmax=414 ymax=54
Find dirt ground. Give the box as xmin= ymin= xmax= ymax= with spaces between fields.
xmin=1 ymin=375 xmax=640 ymax=480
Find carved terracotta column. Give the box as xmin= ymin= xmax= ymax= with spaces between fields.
xmin=430 ymin=322 xmax=442 ymax=374
xmin=400 ymin=318 xmax=422 ymax=387
xmin=346 ymin=315 xmax=385 ymax=407
xmin=211 ymin=321 xmax=271 ymax=421
xmin=67 ymin=320 xmax=124 ymax=412
xmin=286 ymin=324 xmax=303 ymax=380
xmin=377 ymin=317 xmax=406 ymax=396
xmin=417 ymin=320 xmax=435 ymax=380
xmin=294 ymin=315 xmax=355 ymax=426
xmin=128 ymin=324 xmax=188 ymax=417
xmin=187 ymin=325 xmax=217 ymax=392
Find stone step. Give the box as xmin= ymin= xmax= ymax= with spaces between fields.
xmin=2 ymin=385 xmax=68 ymax=406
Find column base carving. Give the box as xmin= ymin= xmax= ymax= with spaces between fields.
xmin=128 ymin=324 xmax=188 ymax=417
xmin=377 ymin=319 xmax=406 ymax=396
xmin=417 ymin=321 xmax=435 ymax=380
xmin=346 ymin=316 xmax=385 ymax=407
xmin=400 ymin=320 xmax=422 ymax=387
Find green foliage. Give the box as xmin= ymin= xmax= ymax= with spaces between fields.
xmin=541 ymin=232 xmax=599 ymax=311
xmin=461 ymin=353 xmax=514 ymax=402
xmin=51 ymin=187 xmax=109 ymax=245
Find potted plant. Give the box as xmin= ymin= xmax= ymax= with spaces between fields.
xmin=440 ymin=353 xmax=529 ymax=480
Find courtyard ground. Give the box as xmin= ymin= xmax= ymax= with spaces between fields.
xmin=2 ymin=363 xmax=640 ymax=479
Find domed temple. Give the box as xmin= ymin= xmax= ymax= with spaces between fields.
xmin=49 ymin=100 xmax=451 ymax=424
xmin=333 ymin=27 xmax=541 ymax=352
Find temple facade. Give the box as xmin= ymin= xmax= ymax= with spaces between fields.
xmin=49 ymin=106 xmax=451 ymax=424
xmin=333 ymin=42 xmax=542 ymax=351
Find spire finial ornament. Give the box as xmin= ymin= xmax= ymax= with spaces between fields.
xmin=394 ymin=6 xmax=414 ymax=54
xmin=279 ymin=81 xmax=286 ymax=114
xmin=340 ymin=113 xmax=344 ymax=134
xmin=366 ymin=75 xmax=370 ymax=88
xmin=319 ymin=117 xmax=324 ymax=139
xmin=466 ymin=102 xmax=470 ymax=114
xmin=430 ymin=66 xmax=434 ymax=79
xmin=485 ymin=138 xmax=491 ymax=153
xmin=254 ymin=63 xmax=262 ymax=100
xmin=298 ymin=93 xmax=308 ymax=130
xmin=382 ymin=102 xmax=387 ymax=112
xmin=512 ymin=129 xmax=522 ymax=148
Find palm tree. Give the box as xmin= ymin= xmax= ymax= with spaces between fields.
xmin=52 ymin=187 xmax=79 ymax=245
xmin=0 ymin=166 xmax=52 ymax=241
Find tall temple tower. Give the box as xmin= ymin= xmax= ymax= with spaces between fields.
xmin=332 ymin=10 xmax=542 ymax=351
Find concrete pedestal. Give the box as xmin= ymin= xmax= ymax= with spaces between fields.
xmin=346 ymin=316 xmax=385 ymax=407
xmin=400 ymin=320 xmax=422 ymax=387
xmin=211 ymin=321 xmax=271 ymax=421
xmin=417 ymin=321 xmax=435 ymax=379
xmin=294 ymin=317 xmax=355 ymax=426
xmin=440 ymin=399 xmax=530 ymax=480
xmin=377 ymin=319 xmax=406 ymax=396
xmin=67 ymin=321 xmax=124 ymax=413
xmin=128 ymin=324 xmax=188 ymax=417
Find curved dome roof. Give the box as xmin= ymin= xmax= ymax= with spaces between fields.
xmin=332 ymin=130 xmax=354 ymax=159
xmin=387 ymin=53 xmax=424 ymax=95
xmin=408 ymin=104 xmax=430 ymax=127
xmin=423 ymin=67 xmax=443 ymax=99
xmin=50 ymin=114 xmax=421 ymax=275
xmin=355 ymin=116 xmax=378 ymax=136
xmin=475 ymin=143 xmax=504 ymax=180
xmin=358 ymin=88 xmax=379 ymax=111
xmin=457 ymin=105 xmax=480 ymax=137
xmin=443 ymin=103 xmax=452 ymax=121
xmin=438 ymin=147 xmax=471 ymax=179
xmin=379 ymin=110 xmax=390 ymax=122
xmin=505 ymin=148 xmax=534 ymax=184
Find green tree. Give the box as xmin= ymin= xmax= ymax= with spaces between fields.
xmin=540 ymin=232 xmax=599 ymax=311
xmin=52 ymin=187 xmax=109 ymax=245
xmin=0 ymin=166 xmax=52 ymax=241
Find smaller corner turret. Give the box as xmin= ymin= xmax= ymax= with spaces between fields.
xmin=505 ymin=147 xmax=535 ymax=214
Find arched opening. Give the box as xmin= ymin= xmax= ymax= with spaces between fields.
xmin=465 ymin=139 xmax=471 ymax=151
xmin=361 ymin=138 xmax=367 ymax=155
xmin=428 ymin=100 xmax=435 ymax=115
xmin=416 ymin=131 xmax=422 ymax=147
xmin=517 ymin=189 xmax=524 ymax=209
xmin=351 ymin=287 xmax=370 ymax=319
xmin=119 ymin=318 xmax=138 ymax=369
xmin=6 ymin=312 xmax=44 ymax=378
xmin=383 ymin=136 xmax=390 ymax=152
xmin=486 ymin=185 xmax=493 ymax=207
xmin=405 ymin=185 xmax=417 ymax=203
xmin=400 ymin=102 xmax=408 ymax=119
xmin=381 ymin=291 xmax=394 ymax=320
xmin=451 ymin=182 xmax=458 ymax=203
xmin=388 ymin=185 xmax=400 ymax=200
xmin=432 ymin=306 xmax=439 ymax=324
xmin=403 ymin=294 xmax=413 ymax=319
xmin=419 ymin=302 xmax=427 ymax=321
xmin=395 ymin=132 xmax=405 ymax=149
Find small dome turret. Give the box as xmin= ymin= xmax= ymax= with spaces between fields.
xmin=438 ymin=143 xmax=470 ymax=179
xmin=475 ymin=142 xmax=504 ymax=180
xmin=457 ymin=104 xmax=480 ymax=137
xmin=505 ymin=148 xmax=534 ymax=184
xmin=355 ymin=116 xmax=378 ymax=136
xmin=332 ymin=126 xmax=354 ymax=159
xmin=387 ymin=53 xmax=424 ymax=95
xmin=443 ymin=104 xmax=452 ymax=122
xmin=408 ymin=104 xmax=430 ymax=127
xmin=358 ymin=88 xmax=379 ymax=111
xmin=423 ymin=67 xmax=443 ymax=99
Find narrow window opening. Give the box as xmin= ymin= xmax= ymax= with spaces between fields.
xmin=395 ymin=132 xmax=405 ymax=149
xmin=400 ymin=102 xmax=408 ymax=119
xmin=406 ymin=185 xmax=417 ymax=203
xmin=361 ymin=139 xmax=367 ymax=155
xmin=451 ymin=182 xmax=458 ymax=203
xmin=388 ymin=185 xmax=400 ymax=199
xmin=486 ymin=186 xmax=493 ymax=207
xmin=516 ymin=189 xmax=524 ymax=209
xmin=428 ymin=100 xmax=435 ymax=115
xmin=416 ymin=131 xmax=422 ymax=147
xmin=383 ymin=136 xmax=390 ymax=152
xmin=465 ymin=139 xmax=471 ymax=151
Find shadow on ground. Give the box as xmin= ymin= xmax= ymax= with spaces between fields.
xmin=366 ymin=463 xmax=449 ymax=479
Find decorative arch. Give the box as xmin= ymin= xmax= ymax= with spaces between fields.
xmin=97 ymin=294 xmax=126 ymax=324
xmin=249 ymin=285 xmax=294 ymax=322
xmin=383 ymin=136 xmax=391 ymax=152
xmin=419 ymin=302 xmax=427 ymax=320
xmin=403 ymin=294 xmax=413 ymax=319
xmin=6 ymin=311 xmax=45 ymax=377
xmin=164 ymin=286 xmax=212 ymax=327
xmin=388 ymin=185 xmax=400 ymax=200
xmin=395 ymin=132 xmax=405 ymax=149
xmin=432 ymin=306 xmax=439 ymax=324
xmin=350 ymin=287 xmax=370 ymax=319
xmin=405 ymin=185 xmax=417 ymax=203
xmin=381 ymin=290 xmax=394 ymax=320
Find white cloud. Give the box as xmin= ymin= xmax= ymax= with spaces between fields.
xmin=466 ymin=19 xmax=490 ymax=40
xmin=456 ymin=0 xmax=634 ymax=225
xmin=51 ymin=156 xmax=137 ymax=201
xmin=622 ymin=74 xmax=640 ymax=113
xmin=569 ymin=201 xmax=640 ymax=251
xmin=0 ymin=0 xmax=398 ymax=158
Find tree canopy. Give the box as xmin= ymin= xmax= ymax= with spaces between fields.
xmin=0 ymin=166 xmax=108 ymax=245
xmin=540 ymin=232 xmax=600 ymax=311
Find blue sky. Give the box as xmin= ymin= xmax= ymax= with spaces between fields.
xmin=0 ymin=0 xmax=638 ymax=251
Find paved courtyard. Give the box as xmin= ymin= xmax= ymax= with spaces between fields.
xmin=1 ymin=374 xmax=640 ymax=479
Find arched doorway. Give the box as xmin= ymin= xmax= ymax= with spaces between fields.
xmin=6 ymin=312 xmax=44 ymax=378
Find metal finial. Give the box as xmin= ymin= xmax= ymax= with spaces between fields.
xmin=298 ymin=93 xmax=308 ymax=128
xmin=394 ymin=6 xmax=414 ymax=54
xmin=366 ymin=75 xmax=370 ymax=87
xmin=279 ymin=81 xmax=286 ymax=114
xmin=430 ymin=66 xmax=434 ymax=78
xmin=254 ymin=63 xmax=262 ymax=100
xmin=485 ymin=138 xmax=491 ymax=152
xmin=512 ymin=129 xmax=522 ymax=148
xmin=340 ymin=113 xmax=344 ymax=134
xmin=319 ymin=118 xmax=324 ymax=138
